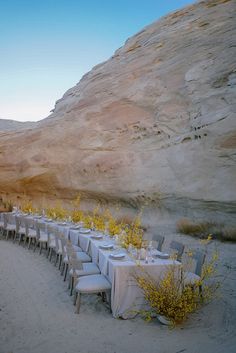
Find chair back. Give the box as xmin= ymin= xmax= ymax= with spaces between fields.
xmin=15 ymin=216 xmax=21 ymax=233
xmin=54 ymin=229 xmax=63 ymax=252
xmin=152 ymin=234 xmax=164 ymax=251
xmin=60 ymin=236 xmax=67 ymax=257
xmin=69 ymin=250 xmax=83 ymax=272
xmin=193 ymin=250 xmax=206 ymax=276
xmin=3 ymin=213 xmax=10 ymax=228
xmin=169 ymin=240 xmax=185 ymax=261
xmin=24 ymin=218 xmax=35 ymax=236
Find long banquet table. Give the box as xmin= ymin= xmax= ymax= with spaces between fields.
xmin=5 ymin=213 xmax=181 ymax=319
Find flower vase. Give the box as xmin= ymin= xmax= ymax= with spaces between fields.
xmin=157 ymin=315 xmax=172 ymax=326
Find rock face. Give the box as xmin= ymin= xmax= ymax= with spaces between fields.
xmin=0 ymin=119 xmax=36 ymax=131
xmin=0 ymin=0 xmax=235 ymax=224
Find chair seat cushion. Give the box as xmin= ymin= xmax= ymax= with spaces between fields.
xmin=76 ymin=274 xmax=111 ymax=293
xmin=18 ymin=227 xmax=25 ymax=234
xmin=6 ymin=224 xmax=16 ymax=231
xmin=28 ymin=229 xmax=37 ymax=238
xmin=39 ymin=233 xmax=48 ymax=242
xmin=184 ymin=271 xmax=201 ymax=285
xmin=63 ymin=255 xmax=69 ymax=263
xmin=48 ymin=240 xmax=56 ymax=248
xmin=76 ymin=252 xmax=91 ymax=263
xmin=69 ymin=263 xmax=100 ymax=277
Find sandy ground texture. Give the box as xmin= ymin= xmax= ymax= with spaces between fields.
xmin=0 ymin=233 xmax=236 ymax=353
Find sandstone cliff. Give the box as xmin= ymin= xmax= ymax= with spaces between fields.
xmin=0 ymin=0 xmax=235 ymax=224
xmin=0 ymin=119 xmax=36 ymax=132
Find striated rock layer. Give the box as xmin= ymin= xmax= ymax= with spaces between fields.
xmin=0 ymin=0 xmax=236 ymax=225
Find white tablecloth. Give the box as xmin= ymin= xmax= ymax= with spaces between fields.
xmin=8 ymin=214 xmax=180 ymax=319
xmin=67 ymin=230 xmax=181 ymax=318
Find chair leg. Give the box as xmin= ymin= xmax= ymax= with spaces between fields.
xmin=106 ymin=291 xmax=112 ymax=313
xmin=76 ymin=292 xmax=81 ymax=313
xmin=102 ymin=292 xmax=106 ymax=302
xmin=64 ymin=264 xmax=68 ymax=281
xmin=34 ymin=239 xmax=37 ymax=252
xmin=47 ymin=247 xmax=50 ymax=258
xmin=19 ymin=234 xmax=23 ymax=245
xmin=13 ymin=232 xmax=18 ymax=243
xmin=28 ymin=237 xmax=32 ymax=249
xmin=39 ymin=242 xmax=42 ymax=255
xmin=58 ymin=255 xmax=62 ymax=270
xmin=49 ymin=248 xmax=54 ymax=261
xmin=55 ymin=254 xmax=58 ymax=266
xmin=61 ymin=262 xmax=65 ymax=275
xmin=70 ymin=277 xmax=74 ymax=296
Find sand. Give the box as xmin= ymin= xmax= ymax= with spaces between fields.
xmin=0 ymin=233 xmax=236 ymax=353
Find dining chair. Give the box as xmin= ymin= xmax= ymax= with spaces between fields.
xmin=152 ymin=234 xmax=165 ymax=251
xmin=67 ymin=246 xmax=100 ymax=295
xmin=24 ymin=218 xmax=37 ymax=248
xmin=46 ymin=224 xmax=56 ymax=260
xmin=74 ymin=273 xmax=111 ymax=314
xmin=35 ymin=222 xmax=48 ymax=254
xmin=3 ymin=213 xmax=16 ymax=240
xmin=61 ymin=235 xmax=92 ymax=280
xmin=0 ymin=213 xmax=5 ymax=236
xmin=54 ymin=230 xmax=64 ymax=268
xmin=184 ymin=250 xmax=206 ymax=287
xmin=13 ymin=215 xmax=26 ymax=243
xmin=169 ymin=240 xmax=185 ymax=261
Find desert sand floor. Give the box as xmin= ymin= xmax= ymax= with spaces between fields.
xmin=0 ymin=234 xmax=236 ymax=353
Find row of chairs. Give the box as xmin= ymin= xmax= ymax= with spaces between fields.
xmin=153 ymin=234 xmax=206 ymax=284
xmin=1 ymin=213 xmax=206 ymax=311
xmin=0 ymin=213 xmax=112 ymax=314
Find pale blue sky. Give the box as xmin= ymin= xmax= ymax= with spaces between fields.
xmin=0 ymin=0 xmax=194 ymax=122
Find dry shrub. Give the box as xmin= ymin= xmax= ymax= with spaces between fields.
xmin=220 ymin=227 xmax=236 ymax=242
xmin=177 ymin=218 xmax=236 ymax=242
xmin=177 ymin=218 xmax=212 ymax=235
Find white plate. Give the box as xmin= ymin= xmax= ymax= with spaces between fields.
xmin=156 ymin=253 xmax=169 ymax=259
xmin=99 ymin=243 xmax=114 ymax=250
xmin=57 ymin=222 xmax=67 ymax=226
xmin=109 ymin=253 xmax=126 ymax=260
xmin=91 ymin=234 xmax=103 ymax=240
xmin=70 ymin=226 xmax=80 ymax=230
xmin=79 ymin=228 xmax=91 ymax=234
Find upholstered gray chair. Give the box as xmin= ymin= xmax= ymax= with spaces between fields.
xmin=24 ymin=218 xmax=37 ymax=249
xmin=3 ymin=213 xmax=16 ymax=240
xmin=74 ymin=273 xmax=111 ymax=314
xmin=152 ymin=234 xmax=165 ymax=251
xmin=184 ymin=250 xmax=206 ymax=285
xmin=35 ymin=222 xmax=48 ymax=254
xmin=67 ymin=246 xmax=100 ymax=295
xmin=13 ymin=215 xmax=26 ymax=243
xmin=169 ymin=240 xmax=185 ymax=261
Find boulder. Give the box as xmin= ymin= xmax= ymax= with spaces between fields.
xmin=0 ymin=0 xmax=235 ymax=225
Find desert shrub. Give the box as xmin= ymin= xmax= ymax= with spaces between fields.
xmin=177 ymin=218 xmax=236 ymax=242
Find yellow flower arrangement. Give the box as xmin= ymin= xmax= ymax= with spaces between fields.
xmin=46 ymin=202 xmax=68 ymax=220
xmin=118 ymin=215 xmax=143 ymax=249
xmin=134 ymin=249 xmax=219 ymax=325
xmin=21 ymin=200 xmax=36 ymax=214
